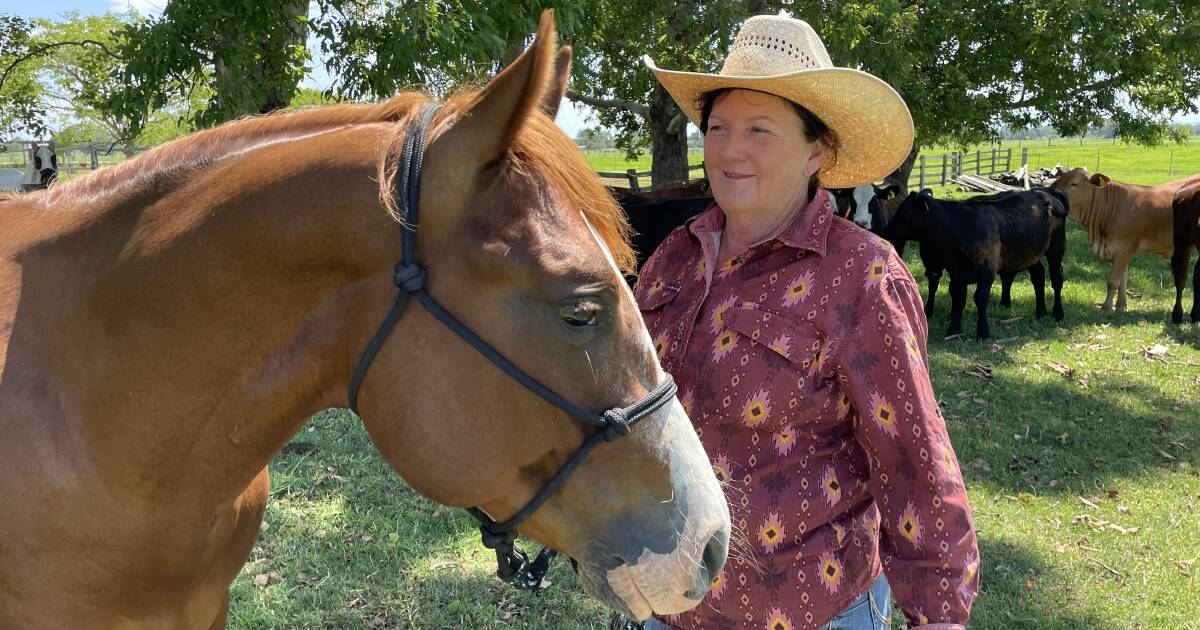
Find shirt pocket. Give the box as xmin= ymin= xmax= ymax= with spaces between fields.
xmin=723 ymin=303 xmax=832 ymax=399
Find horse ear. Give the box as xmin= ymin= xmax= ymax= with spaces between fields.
xmin=432 ymin=9 xmax=556 ymax=158
xmin=539 ymin=46 xmax=572 ymax=119
xmin=422 ymin=10 xmax=557 ymax=193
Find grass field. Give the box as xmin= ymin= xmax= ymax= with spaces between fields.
xmin=221 ymin=142 xmax=1200 ymax=629
xmin=586 ymin=137 xmax=1200 ymax=189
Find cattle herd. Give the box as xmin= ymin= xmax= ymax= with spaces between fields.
xmin=618 ymin=168 xmax=1200 ymax=338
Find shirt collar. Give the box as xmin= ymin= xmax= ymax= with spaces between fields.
xmin=687 ymin=187 xmax=833 ymax=257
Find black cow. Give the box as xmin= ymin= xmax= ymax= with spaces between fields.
xmin=1171 ymin=180 xmax=1200 ymax=324
xmin=619 ymin=193 xmax=714 ymax=272
xmin=878 ymin=187 xmax=1068 ymax=339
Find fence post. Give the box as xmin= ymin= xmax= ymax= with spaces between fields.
xmin=974 ymin=150 xmax=981 ymax=175
xmin=1021 ymin=147 xmax=1028 ymax=169
xmin=89 ymin=144 xmax=99 ymax=170
xmin=918 ymin=155 xmax=926 ymax=189
xmin=625 ymin=168 xmax=639 ymax=192
xmin=940 ymin=154 xmax=948 ymax=185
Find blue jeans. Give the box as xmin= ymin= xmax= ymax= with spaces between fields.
xmin=820 ymin=572 xmax=892 ymax=630
xmin=638 ymin=573 xmax=892 ymax=630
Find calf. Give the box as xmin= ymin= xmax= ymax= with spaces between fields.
xmin=879 ymin=188 xmax=1068 ymax=339
xmin=1171 ymin=180 xmax=1200 ymax=324
xmin=829 ymin=182 xmax=905 ymax=231
xmin=1054 ymin=168 xmax=1200 ymax=312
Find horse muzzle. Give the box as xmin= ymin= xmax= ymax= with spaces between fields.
xmin=573 ymin=399 xmax=731 ymax=619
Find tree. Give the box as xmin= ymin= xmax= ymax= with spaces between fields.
xmin=106 ymin=0 xmax=310 ymax=136
xmin=564 ymin=1 xmax=1200 ymax=188
xmin=0 ymin=15 xmax=50 ymax=138
xmin=308 ymin=1 xmax=586 ymax=99
xmin=0 ymin=12 xmax=198 ymax=145
xmin=755 ymin=1 xmax=1200 ymax=185
xmin=565 ymin=0 xmax=746 ymax=188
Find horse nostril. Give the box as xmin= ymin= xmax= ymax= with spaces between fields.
xmin=684 ymin=531 xmax=729 ymax=600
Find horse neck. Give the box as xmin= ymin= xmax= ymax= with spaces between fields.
xmin=25 ymin=126 xmax=402 ymax=507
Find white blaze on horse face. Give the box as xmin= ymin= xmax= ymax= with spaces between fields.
xmin=583 ymin=212 xmax=730 ymax=618
xmin=582 ymin=213 xmax=662 ymax=380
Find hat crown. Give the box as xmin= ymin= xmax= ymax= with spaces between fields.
xmin=720 ymin=15 xmax=833 ymax=77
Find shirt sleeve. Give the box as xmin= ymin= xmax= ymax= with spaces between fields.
xmin=833 ymin=264 xmax=980 ymax=628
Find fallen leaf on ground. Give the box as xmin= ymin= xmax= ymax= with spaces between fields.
xmin=1143 ymin=344 xmax=1169 ymax=360
xmin=253 ymin=571 xmax=280 ymax=587
xmin=1047 ymin=361 xmax=1073 ymax=377
xmin=1079 ymin=497 xmax=1100 ymax=510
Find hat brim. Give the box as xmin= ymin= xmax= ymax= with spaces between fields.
xmin=643 ymin=55 xmax=913 ymax=189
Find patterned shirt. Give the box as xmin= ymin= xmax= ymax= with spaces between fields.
xmin=635 ymin=189 xmax=979 ymax=630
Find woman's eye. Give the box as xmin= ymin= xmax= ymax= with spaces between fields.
xmin=559 ymin=301 xmax=600 ymax=327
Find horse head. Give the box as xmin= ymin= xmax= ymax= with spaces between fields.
xmin=350 ymin=11 xmax=730 ymax=620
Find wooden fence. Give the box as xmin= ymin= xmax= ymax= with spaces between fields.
xmin=0 ymin=142 xmax=149 ymax=181
xmin=908 ymin=148 xmax=1012 ymax=189
xmin=597 ymin=163 xmax=707 ymax=192
xmin=596 ymin=148 xmax=1014 ymax=192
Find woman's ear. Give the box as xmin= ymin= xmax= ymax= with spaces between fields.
xmin=805 ymin=141 xmax=829 ymax=177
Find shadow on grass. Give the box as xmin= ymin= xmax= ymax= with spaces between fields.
xmin=228 ymin=409 xmax=609 ymax=629
xmin=970 ymin=537 xmax=1115 ymax=630
xmin=930 ymin=348 xmax=1194 ymax=496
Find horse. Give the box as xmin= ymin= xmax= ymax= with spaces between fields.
xmin=0 ymin=12 xmax=729 ymax=628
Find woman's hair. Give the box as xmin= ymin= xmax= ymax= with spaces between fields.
xmin=697 ymin=88 xmax=839 ymax=191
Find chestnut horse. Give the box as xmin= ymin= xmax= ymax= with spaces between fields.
xmin=0 ymin=13 xmax=729 ymax=629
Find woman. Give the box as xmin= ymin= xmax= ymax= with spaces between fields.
xmin=630 ymin=15 xmax=979 ymax=630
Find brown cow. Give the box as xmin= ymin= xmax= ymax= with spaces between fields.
xmin=1171 ymin=180 xmax=1200 ymax=324
xmin=1054 ymin=168 xmax=1200 ymax=312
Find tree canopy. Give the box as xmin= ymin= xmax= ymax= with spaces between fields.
xmin=3 ymin=1 xmax=1198 ymax=186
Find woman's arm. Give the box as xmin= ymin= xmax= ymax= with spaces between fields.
xmin=834 ymin=262 xmax=980 ymax=629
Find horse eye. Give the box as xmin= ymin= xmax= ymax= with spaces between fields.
xmin=559 ymin=301 xmax=600 ymax=327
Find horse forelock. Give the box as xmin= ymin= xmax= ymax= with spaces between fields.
xmin=376 ymin=92 xmax=632 ymax=275
xmin=509 ymin=114 xmax=634 ymax=275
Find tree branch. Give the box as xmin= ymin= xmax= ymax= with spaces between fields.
xmin=0 ymin=39 xmax=119 ymax=93
xmin=565 ymin=90 xmax=649 ymax=117
xmin=666 ymin=111 xmax=686 ymax=135
xmin=1011 ymin=74 xmax=1129 ymax=109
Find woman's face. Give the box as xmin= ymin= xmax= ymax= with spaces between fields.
xmin=703 ymin=89 xmax=827 ymax=220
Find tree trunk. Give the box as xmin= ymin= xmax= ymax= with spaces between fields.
xmin=259 ymin=0 xmax=309 ymax=114
xmin=883 ymin=141 xmax=920 ymax=192
xmin=649 ymin=83 xmax=689 ymax=190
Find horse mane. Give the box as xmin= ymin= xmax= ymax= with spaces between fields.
xmin=49 ymin=94 xmax=429 ymax=202
xmin=48 ymin=90 xmax=634 ymax=274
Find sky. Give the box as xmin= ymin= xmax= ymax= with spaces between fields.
xmin=13 ymin=1 xmax=1200 ymax=133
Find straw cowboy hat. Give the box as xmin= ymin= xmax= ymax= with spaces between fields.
xmin=644 ymin=15 xmax=913 ymax=188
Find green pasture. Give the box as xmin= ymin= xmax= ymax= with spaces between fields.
xmin=227 ymin=148 xmax=1200 ymax=629
xmin=586 ymin=137 xmax=1200 ymax=188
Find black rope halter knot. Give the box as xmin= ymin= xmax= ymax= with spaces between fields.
xmin=393 ymin=262 xmax=427 ymax=292
xmin=347 ymin=103 xmax=679 ymax=591
xmin=603 ymin=408 xmax=631 ymax=441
